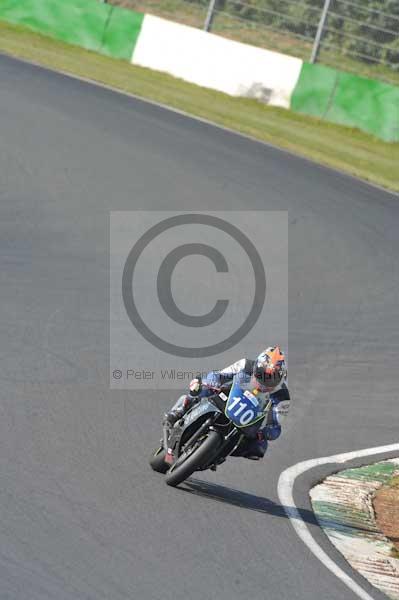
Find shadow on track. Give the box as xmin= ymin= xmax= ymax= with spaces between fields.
xmin=180 ymin=478 xmax=318 ymax=526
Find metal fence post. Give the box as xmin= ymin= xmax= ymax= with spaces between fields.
xmin=204 ymin=0 xmax=217 ymax=32
xmin=310 ymin=0 xmax=332 ymax=64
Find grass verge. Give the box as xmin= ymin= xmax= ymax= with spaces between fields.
xmin=0 ymin=20 xmax=398 ymax=192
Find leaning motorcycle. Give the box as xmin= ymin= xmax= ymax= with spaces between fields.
xmin=149 ymin=375 xmax=270 ymax=487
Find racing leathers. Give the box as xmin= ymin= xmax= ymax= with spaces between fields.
xmin=164 ymin=358 xmax=290 ymax=460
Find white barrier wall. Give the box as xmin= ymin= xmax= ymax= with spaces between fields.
xmin=131 ymin=15 xmax=303 ymax=108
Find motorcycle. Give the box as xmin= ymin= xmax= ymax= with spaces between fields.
xmin=149 ymin=375 xmax=271 ymax=487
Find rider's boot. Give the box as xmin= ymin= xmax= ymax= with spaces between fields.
xmin=163 ymin=408 xmax=185 ymax=427
xmin=163 ymin=378 xmax=203 ymax=428
xmin=163 ymin=395 xmax=192 ymax=427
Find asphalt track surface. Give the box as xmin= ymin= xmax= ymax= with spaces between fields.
xmin=1 ymin=53 xmax=398 ymax=600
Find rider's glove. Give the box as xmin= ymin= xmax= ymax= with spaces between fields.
xmin=189 ymin=376 xmax=202 ymax=397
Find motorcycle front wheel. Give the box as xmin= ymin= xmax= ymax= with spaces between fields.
xmin=165 ymin=430 xmax=222 ymax=487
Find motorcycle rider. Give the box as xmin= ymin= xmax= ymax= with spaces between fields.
xmin=164 ymin=346 xmax=290 ymax=460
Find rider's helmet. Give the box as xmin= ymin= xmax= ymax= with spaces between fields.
xmin=252 ymin=346 xmax=286 ymax=393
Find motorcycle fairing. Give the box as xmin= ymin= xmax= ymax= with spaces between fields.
xmin=169 ymin=399 xmax=223 ymax=457
xmin=225 ymin=375 xmax=270 ymax=428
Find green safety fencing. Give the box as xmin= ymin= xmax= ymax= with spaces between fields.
xmin=0 ymin=0 xmax=144 ymax=60
xmin=292 ymin=62 xmax=399 ymax=142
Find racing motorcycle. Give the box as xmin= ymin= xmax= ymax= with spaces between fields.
xmin=149 ymin=375 xmax=271 ymax=487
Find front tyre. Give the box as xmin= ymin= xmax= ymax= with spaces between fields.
xmin=165 ymin=430 xmax=221 ymax=487
xmin=149 ymin=446 xmax=169 ymax=474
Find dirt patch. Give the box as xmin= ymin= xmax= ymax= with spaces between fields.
xmin=373 ymin=476 xmax=399 ymax=555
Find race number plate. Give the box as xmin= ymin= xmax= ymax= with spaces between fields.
xmin=225 ymin=380 xmax=266 ymax=427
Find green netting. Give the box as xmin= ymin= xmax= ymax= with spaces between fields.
xmin=292 ymin=62 xmax=399 ymax=142
xmin=0 ymin=0 xmax=144 ymax=60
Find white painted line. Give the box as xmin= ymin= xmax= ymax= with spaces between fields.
xmin=277 ymin=443 xmax=399 ymax=600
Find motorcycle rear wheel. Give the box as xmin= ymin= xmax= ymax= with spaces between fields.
xmin=165 ymin=430 xmax=221 ymax=487
xmin=149 ymin=446 xmax=169 ymax=474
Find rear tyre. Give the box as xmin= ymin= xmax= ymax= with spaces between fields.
xmin=150 ymin=447 xmax=169 ymax=474
xmin=165 ymin=430 xmax=221 ymax=488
